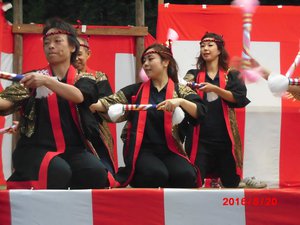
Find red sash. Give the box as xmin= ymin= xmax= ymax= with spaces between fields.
xmin=122 ymin=81 xmax=150 ymax=186
xmin=7 ymin=65 xmax=79 ymax=189
xmin=189 ymin=70 xmax=237 ymax=166
xmin=122 ymin=79 xmax=196 ymax=186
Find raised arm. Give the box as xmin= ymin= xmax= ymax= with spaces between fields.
xmin=45 ymin=77 xmax=83 ymax=103
xmin=21 ymin=72 xmax=84 ymax=104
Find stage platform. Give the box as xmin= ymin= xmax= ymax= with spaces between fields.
xmin=1 ymin=188 xmax=300 ymax=225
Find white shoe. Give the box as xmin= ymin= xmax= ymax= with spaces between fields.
xmin=243 ymin=177 xmax=267 ymax=188
xmin=238 ymin=181 xmax=246 ymax=188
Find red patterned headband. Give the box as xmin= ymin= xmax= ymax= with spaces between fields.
xmin=200 ymin=38 xmax=223 ymax=44
xmin=44 ymin=30 xmax=72 ymax=38
xmin=80 ymin=43 xmax=90 ymax=50
xmin=142 ymin=50 xmax=173 ymax=59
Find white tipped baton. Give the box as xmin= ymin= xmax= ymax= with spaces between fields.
xmin=268 ymin=73 xmax=300 ymax=96
xmin=232 ymin=0 xmax=260 ymax=83
xmin=108 ymin=103 xmax=185 ymax=125
xmin=0 ymin=71 xmax=24 ymax=82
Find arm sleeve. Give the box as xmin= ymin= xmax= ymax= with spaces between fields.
xmin=0 ymin=83 xmax=30 ymax=115
xmin=99 ymin=83 xmax=142 ymax=122
xmin=177 ymin=83 xmax=207 ymax=125
xmin=94 ymin=71 xmax=113 ymax=97
xmin=225 ymin=70 xmax=251 ymax=108
xmin=183 ymin=69 xmax=198 ymax=83
xmin=75 ymin=76 xmax=99 ymax=106
xmin=100 ymin=83 xmax=142 ymax=110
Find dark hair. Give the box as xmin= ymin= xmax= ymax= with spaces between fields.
xmin=141 ymin=43 xmax=179 ymax=83
xmin=43 ymin=17 xmax=79 ymax=64
xmin=196 ymin=32 xmax=229 ymax=71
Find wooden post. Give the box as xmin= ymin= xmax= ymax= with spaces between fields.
xmin=13 ymin=0 xmax=23 ymax=74
xmin=158 ymin=0 xmax=164 ymax=5
xmin=12 ymin=0 xmax=23 ymax=149
xmin=12 ymin=24 xmax=148 ymax=36
xmin=135 ymin=0 xmax=145 ymax=83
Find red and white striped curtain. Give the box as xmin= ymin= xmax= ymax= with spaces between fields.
xmin=1 ymin=188 xmax=300 ymax=225
xmin=157 ymin=4 xmax=300 ymax=188
xmin=0 ymin=3 xmax=14 ymax=186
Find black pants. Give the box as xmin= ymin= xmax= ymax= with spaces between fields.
xmin=130 ymin=145 xmax=197 ymax=188
xmin=9 ymin=151 xmax=108 ymax=189
xmin=195 ymin=142 xmax=240 ymax=188
xmin=47 ymin=151 xmax=108 ymax=189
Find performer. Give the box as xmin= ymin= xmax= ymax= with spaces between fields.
xmin=74 ymin=36 xmax=91 ymax=73
xmin=74 ymin=36 xmax=116 ymax=174
xmin=184 ymin=32 xmax=250 ymax=188
xmin=90 ymin=43 xmax=207 ymax=188
xmin=0 ymin=18 xmax=113 ymax=189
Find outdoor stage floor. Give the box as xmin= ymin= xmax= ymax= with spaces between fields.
xmin=1 ymin=187 xmax=300 ymax=225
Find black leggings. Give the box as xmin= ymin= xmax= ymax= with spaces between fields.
xmin=47 ymin=151 xmax=108 ymax=189
xmin=130 ymin=147 xmax=197 ymax=188
xmin=195 ymin=142 xmax=240 ymax=188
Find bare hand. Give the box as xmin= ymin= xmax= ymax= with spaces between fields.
xmin=20 ymin=72 xmax=49 ymax=88
xmin=250 ymin=58 xmax=261 ymax=68
xmin=229 ymin=56 xmax=261 ymax=69
xmin=229 ymin=56 xmax=243 ymax=70
xmin=89 ymin=100 xmax=104 ymax=113
xmin=89 ymin=103 xmax=97 ymax=113
xmin=199 ymin=82 xmax=217 ymax=93
xmin=7 ymin=121 xmax=19 ymax=134
xmin=157 ymin=98 xmax=182 ymax=112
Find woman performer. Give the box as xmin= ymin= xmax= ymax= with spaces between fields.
xmin=184 ymin=32 xmax=251 ymax=188
xmin=90 ymin=43 xmax=207 ymax=188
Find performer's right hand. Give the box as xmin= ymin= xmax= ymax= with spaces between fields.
xmin=20 ymin=72 xmax=49 ymax=88
xmin=7 ymin=121 xmax=19 ymax=134
xmin=89 ymin=100 xmax=106 ymax=113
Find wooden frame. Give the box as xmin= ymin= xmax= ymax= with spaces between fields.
xmin=12 ymin=0 xmax=148 ymax=77
xmin=12 ymin=24 xmax=148 ymax=36
xmin=12 ymin=0 xmax=23 ymax=149
xmin=158 ymin=0 xmax=164 ymax=4
xmin=135 ymin=0 xmax=145 ymax=82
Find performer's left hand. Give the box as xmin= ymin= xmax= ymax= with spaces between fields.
xmin=157 ymin=98 xmax=182 ymax=112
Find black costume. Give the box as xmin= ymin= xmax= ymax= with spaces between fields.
xmin=0 ymin=65 xmax=116 ymax=189
xmin=76 ymin=67 xmax=116 ymax=174
xmin=184 ymin=69 xmax=250 ymax=187
xmin=100 ymin=78 xmax=207 ymax=188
